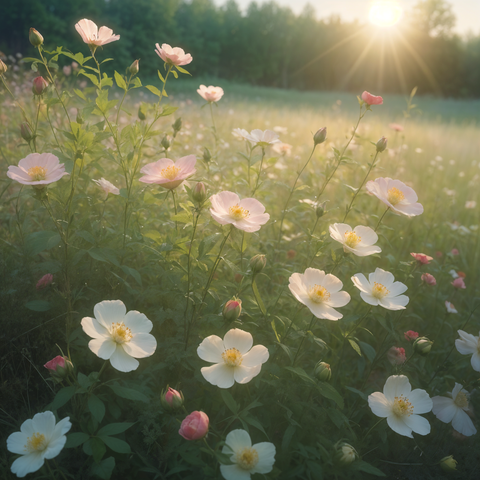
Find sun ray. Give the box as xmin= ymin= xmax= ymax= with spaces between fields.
xmin=387 ymin=32 xmax=408 ymax=94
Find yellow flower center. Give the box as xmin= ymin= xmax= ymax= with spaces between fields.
xmin=372 ymin=282 xmax=389 ymax=299
xmin=387 ymin=187 xmax=405 ymax=205
xmin=229 ymin=205 xmax=249 ymax=220
xmin=236 ymin=447 xmax=259 ymax=470
xmin=308 ymin=284 xmax=331 ymax=303
xmin=392 ymin=395 xmax=413 ymax=417
xmin=27 ymin=166 xmax=47 ymax=181
xmin=344 ymin=231 xmax=361 ymax=248
xmin=161 ymin=165 xmax=180 ymax=180
xmin=111 ymin=322 xmax=132 ymax=344
xmin=222 ymin=348 xmax=243 ymax=367
xmin=25 ymin=432 xmax=47 ymax=452
xmin=454 ymin=391 xmax=469 ymax=409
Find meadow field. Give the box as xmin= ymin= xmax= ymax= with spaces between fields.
xmin=1 ymin=33 xmax=480 ymax=480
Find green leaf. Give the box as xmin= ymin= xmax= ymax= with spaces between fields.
xmin=359 ymin=341 xmax=376 ymax=362
xmin=348 ymin=338 xmax=362 ymax=356
xmin=99 ymin=436 xmax=131 ymax=454
xmin=242 ymin=414 xmax=267 ymax=436
xmin=25 ymin=231 xmax=61 ymax=256
xmin=315 ymin=381 xmax=344 ymax=409
xmin=145 ymin=85 xmax=162 ymax=98
xmin=157 ymin=70 xmax=165 ymax=83
xmin=107 ymin=384 xmax=149 ymax=402
xmin=97 ymin=422 xmax=135 ymax=436
xmin=221 ymin=390 xmax=239 ymax=414
xmin=88 ymin=395 xmax=106 ymax=423
xmin=90 ymin=457 xmax=115 ymax=480
xmin=352 ymin=461 xmax=386 ymax=476
xmin=50 ymin=386 xmax=76 ymax=410
xmin=175 ymin=65 xmax=191 ymax=75
xmin=114 ymin=71 xmax=127 ymax=91
xmin=251 ymin=279 xmax=266 ymax=315
xmin=80 ymin=70 xmax=99 ymax=86
xmin=65 ymin=432 xmax=90 ymax=448
xmin=24 ymin=300 xmax=51 ymax=312
xmin=90 ymin=437 xmax=106 ymax=463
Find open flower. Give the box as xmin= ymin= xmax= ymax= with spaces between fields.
xmin=7 ymin=411 xmax=71 ymax=478
xmin=366 ymin=177 xmax=423 ymax=216
xmin=451 ymin=277 xmax=466 ymax=289
xmin=352 ymin=268 xmax=408 ymax=310
xmin=288 ymin=268 xmax=351 ymax=320
xmin=329 ymin=223 xmax=381 ymax=256
xmin=75 ymin=19 xmax=120 ymax=49
xmin=245 ymin=129 xmax=280 ymax=146
xmin=210 ymin=191 xmax=269 ymax=233
xmin=387 ymin=347 xmax=406 ymax=365
xmin=93 ymin=178 xmax=120 ymax=196
xmin=404 ymin=330 xmax=419 ymax=342
xmin=220 ymin=429 xmax=275 ymax=480
xmin=81 ymin=300 xmax=157 ymax=372
xmin=361 ymin=91 xmax=383 ymax=105
xmin=272 ymin=142 xmax=292 ymax=156
xmin=368 ymin=375 xmax=432 ymax=438
xmin=139 ymin=155 xmax=196 ymax=190
xmin=455 ymin=330 xmax=480 ymax=372
xmin=197 ymin=328 xmax=269 ymax=389
xmin=7 ymin=153 xmax=68 ymax=187
xmin=421 ymin=273 xmax=436 ymax=286
xmin=432 ymin=384 xmax=477 ymax=436
xmin=155 ymin=43 xmax=192 ymax=66
xmin=410 ymin=253 xmax=433 ymax=264
xmin=197 ymin=85 xmax=224 ymax=102
xmin=232 ymin=128 xmax=250 ymax=141
xmin=445 ymin=301 xmax=458 ymax=313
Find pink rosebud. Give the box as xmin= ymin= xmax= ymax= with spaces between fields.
xmin=161 ymin=387 xmax=184 ymax=410
xmin=404 ymin=330 xmax=419 ymax=342
xmin=411 ymin=252 xmax=433 ymax=265
xmin=44 ymin=355 xmax=74 ymax=383
xmin=44 ymin=355 xmax=65 ymax=372
xmin=387 ymin=347 xmax=406 ymax=365
xmin=179 ymin=411 xmax=209 ymax=440
xmin=32 ymin=76 xmax=48 ymax=95
xmin=361 ymin=91 xmax=383 ymax=106
xmin=36 ymin=273 xmax=53 ymax=290
xmin=223 ymin=298 xmax=242 ymax=323
xmin=451 ymin=248 xmax=459 ymax=256
xmin=451 ymin=277 xmax=466 ymax=289
xmin=421 ymin=273 xmax=436 ymax=286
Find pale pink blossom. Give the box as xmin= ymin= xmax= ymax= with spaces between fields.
xmin=44 ymin=356 xmax=65 ymax=372
xmin=75 ymin=19 xmax=120 ymax=48
xmin=7 ymin=153 xmax=68 ymax=187
xmin=389 ymin=123 xmax=404 ymax=132
xmin=93 ymin=178 xmax=120 ymax=196
xmin=62 ymin=65 xmax=72 ymax=76
xmin=404 ymin=331 xmax=419 ymax=341
xmin=197 ymin=85 xmax=224 ymax=102
xmin=465 ymin=201 xmax=476 ymax=209
xmin=410 ymin=252 xmax=432 ymax=264
xmin=361 ymin=91 xmax=383 ymax=105
xmin=139 ymin=155 xmax=196 ymax=190
xmin=387 ymin=347 xmax=406 ymax=365
xmin=272 ymin=142 xmax=292 ymax=156
xmin=421 ymin=273 xmax=436 ymax=286
xmin=155 ymin=43 xmax=192 ymax=66
xmin=36 ymin=273 xmax=53 ymax=290
xmin=451 ymin=277 xmax=466 ymax=289
xmin=451 ymin=248 xmax=459 ymax=256
xmin=179 ymin=411 xmax=209 ymax=440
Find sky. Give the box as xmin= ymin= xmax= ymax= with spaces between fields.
xmin=213 ymin=0 xmax=480 ymax=35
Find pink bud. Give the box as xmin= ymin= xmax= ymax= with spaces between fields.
xmin=451 ymin=277 xmax=466 ymax=289
xmin=410 ymin=252 xmax=433 ymax=265
xmin=44 ymin=355 xmax=66 ymax=372
xmin=404 ymin=330 xmax=419 ymax=342
xmin=44 ymin=355 xmax=73 ymax=383
xmin=421 ymin=273 xmax=436 ymax=286
xmin=32 ymin=76 xmax=48 ymax=95
xmin=361 ymin=91 xmax=383 ymax=106
xmin=162 ymin=387 xmax=184 ymax=409
xmin=451 ymin=248 xmax=459 ymax=256
xmin=387 ymin=347 xmax=406 ymax=365
xmin=179 ymin=411 xmax=209 ymax=440
xmin=223 ymin=298 xmax=242 ymax=322
xmin=36 ymin=273 xmax=53 ymax=290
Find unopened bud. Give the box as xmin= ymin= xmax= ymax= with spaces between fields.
xmin=203 ymin=147 xmax=212 ymax=163
xmin=161 ymin=386 xmax=184 ymax=411
xmin=192 ymin=182 xmax=206 ymax=204
xmin=138 ymin=104 xmax=146 ymax=121
xmin=314 ymin=361 xmax=331 ymax=382
xmin=161 ymin=136 xmax=170 ymax=150
xmin=314 ymin=127 xmax=327 ymax=145
xmin=172 ymin=117 xmax=182 ymax=133
xmin=440 ymin=455 xmax=457 ymax=472
xmin=76 ymin=109 xmax=84 ymax=125
xmin=44 ymin=356 xmax=74 ymax=383
xmin=413 ymin=337 xmax=433 ymax=355
xmin=376 ymin=136 xmax=388 ymax=153
xmin=29 ymin=28 xmax=44 ymax=47
xmin=335 ymin=442 xmax=357 ymax=464
xmin=223 ymin=298 xmax=242 ymax=323
xmin=316 ymin=201 xmax=327 ymax=218
xmin=20 ymin=123 xmax=33 ymax=142
xmin=129 ymin=59 xmax=140 ymax=76
xmin=250 ymin=254 xmax=266 ymax=274
xmin=32 ymin=76 xmax=48 ymax=95
xmin=0 ymin=59 xmax=7 ymax=76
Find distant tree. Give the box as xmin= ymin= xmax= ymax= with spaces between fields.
xmin=410 ymin=0 xmax=455 ymax=37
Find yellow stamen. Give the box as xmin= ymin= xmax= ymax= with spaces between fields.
xmin=387 ymin=187 xmax=405 ymax=205
xmin=308 ymin=284 xmax=331 ymax=303
xmin=454 ymin=391 xmax=469 ymax=409
xmin=28 ymin=166 xmax=47 ymax=181
xmin=229 ymin=204 xmax=249 ymax=220
xmin=111 ymin=322 xmax=132 ymax=344
xmin=25 ymin=432 xmax=47 ymax=452
xmin=344 ymin=231 xmax=361 ymax=248
xmin=161 ymin=165 xmax=180 ymax=180
xmin=236 ymin=447 xmax=259 ymax=470
xmin=392 ymin=395 xmax=413 ymax=417
xmin=222 ymin=348 xmax=243 ymax=367
xmin=372 ymin=282 xmax=389 ymax=299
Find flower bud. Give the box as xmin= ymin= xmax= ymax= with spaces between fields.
xmin=413 ymin=337 xmax=433 ymax=355
xmin=403 ymin=330 xmax=419 ymax=342
xmin=192 ymin=182 xmax=207 ymax=204
xmin=129 ymin=59 xmax=140 ymax=76
xmin=440 ymin=455 xmax=457 ymax=472
xmin=20 ymin=123 xmax=34 ymax=142
xmin=29 ymin=28 xmax=44 ymax=47
xmin=0 ymin=59 xmax=8 ymax=76
xmin=250 ymin=254 xmax=266 ymax=274
xmin=421 ymin=273 xmax=436 ymax=286
xmin=376 ymin=136 xmax=388 ymax=153
xmin=138 ymin=104 xmax=146 ymax=121
xmin=161 ymin=386 xmax=184 ymax=410
xmin=387 ymin=346 xmax=406 ymax=365
xmin=314 ymin=127 xmax=327 ymax=145
xmin=32 ymin=76 xmax=48 ymax=96
xmin=161 ymin=136 xmax=170 ymax=150
xmin=314 ymin=361 xmax=331 ymax=382
xmin=203 ymin=147 xmax=211 ymax=163
xmin=335 ymin=442 xmax=357 ymax=464
xmin=223 ymin=298 xmax=242 ymax=323
xmin=179 ymin=411 xmax=209 ymax=440
xmin=172 ymin=117 xmax=182 ymax=133
xmin=316 ymin=201 xmax=327 ymax=218
xmin=44 ymin=355 xmax=74 ymax=383
xmin=36 ymin=273 xmax=53 ymax=290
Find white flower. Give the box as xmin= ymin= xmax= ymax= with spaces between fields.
xmin=197 ymin=329 xmax=269 ymax=389
xmin=81 ymin=300 xmax=157 ymax=372
xmin=197 ymin=85 xmax=224 ymax=102
xmin=220 ymin=429 xmax=275 ymax=480
xmin=366 ymin=177 xmax=423 ymax=217
xmin=432 ymin=383 xmax=477 ymax=436
xmin=245 ymin=129 xmax=280 ymax=146
xmin=329 ymin=223 xmax=381 ymax=257
xmin=465 ymin=201 xmax=477 ymax=209
xmin=7 ymin=411 xmax=71 ymax=478
xmin=288 ymin=268 xmax=351 ymax=320
xmin=449 ymin=269 xmax=459 ymax=279
xmin=455 ymin=330 xmax=480 ymax=372
xmin=272 ymin=142 xmax=292 ymax=156
xmin=351 ymin=268 xmax=408 ymax=310
xmin=368 ymin=375 xmax=432 ymax=438
xmin=445 ymin=301 xmax=458 ymax=313
xmin=93 ymin=178 xmax=120 ymax=196
xmin=232 ymin=128 xmax=249 ymax=141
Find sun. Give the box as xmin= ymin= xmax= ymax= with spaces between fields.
xmin=369 ymin=2 xmax=403 ymax=27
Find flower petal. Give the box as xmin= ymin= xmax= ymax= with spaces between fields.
xmin=201 ymin=363 xmax=235 ymax=388
xmin=93 ymin=300 xmax=126 ymax=329
xmin=387 ymin=414 xmax=413 ymax=437
xmin=451 ymin=409 xmax=477 ymax=436
xmin=109 ymin=345 xmax=139 ymax=372
xmin=241 ymin=345 xmax=269 ymax=367
xmin=252 ymin=442 xmax=276 ymax=474
xmin=383 ymin=375 xmax=411 ymax=402
xmin=409 ymin=389 xmax=433 ymax=414
xmin=368 ymin=392 xmax=391 ymax=418
xmin=81 ymin=316 xmax=109 ymax=339
xmin=403 ymin=414 xmax=430 ymax=436
xmin=31 ymin=412 xmax=56 ymax=440
xmin=7 ymin=432 xmax=28 ymax=454
xmin=123 ymin=333 xmax=157 ymax=358
xmin=223 ymin=329 xmax=253 ymax=354
xmin=88 ymin=338 xmax=116 ymax=360
xmin=197 ymin=335 xmax=225 ymax=363
xmin=123 ymin=310 xmax=153 ymax=333
xmin=11 ymin=452 xmax=45 ymax=478
xmin=233 ymin=364 xmax=262 ymax=384
xmin=223 ymin=429 xmax=252 ymax=453
xmin=219 ymin=464 xmax=251 ymax=480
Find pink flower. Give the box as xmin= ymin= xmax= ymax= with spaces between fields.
xmin=210 ymin=191 xmax=270 ymax=233
xmin=445 ymin=301 xmax=458 ymax=314
xmin=32 ymin=76 xmax=48 ymax=95
xmin=179 ymin=411 xmax=209 ymax=440
xmin=36 ymin=273 xmax=53 ymax=290
xmin=155 ymin=43 xmax=192 ymax=66
xmin=7 ymin=153 xmax=69 ymax=187
xmin=361 ymin=91 xmax=383 ymax=106
xmin=197 ymin=85 xmax=224 ymax=102
xmin=139 ymin=155 xmax=196 ymax=190
xmin=93 ymin=178 xmax=120 ymax=196
xmin=63 ymin=65 xmax=72 ymax=76
xmin=44 ymin=356 xmax=65 ymax=372
xmin=162 ymin=387 xmax=184 ymax=410
xmin=387 ymin=347 xmax=406 ymax=365
xmin=165 ymin=387 xmax=182 ymax=406
xmin=223 ymin=299 xmax=242 ymax=322
xmin=75 ymin=19 xmax=120 ymax=49
xmin=421 ymin=273 xmax=436 ymax=286
xmin=411 ymin=253 xmax=433 ymax=265
xmin=389 ymin=123 xmax=404 ymax=132
xmin=404 ymin=330 xmax=419 ymax=342
xmin=451 ymin=248 xmax=459 ymax=256
xmin=452 ymin=277 xmax=466 ymax=289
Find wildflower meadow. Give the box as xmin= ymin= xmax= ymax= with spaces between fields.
xmin=1 ymin=14 xmax=480 ymax=480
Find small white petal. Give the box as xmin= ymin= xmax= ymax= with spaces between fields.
xmin=109 ymin=345 xmax=139 ymax=372
xmin=387 ymin=415 xmax=413 ymax=437
xmin=224 ymin=329 xmax=253 ymax=354
xmin=201 ymin=363 xmax=235 ymax=388
xmin=197 ymin=335 xmax=225 ymax=363
xmin=368 ymin=392 xmax=391 ymax=418
xmin=241 ymin=345 xmax=269 ymax=367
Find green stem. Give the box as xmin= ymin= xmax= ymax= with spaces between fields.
xmin=52 ymin=460 xmax=68 ymax=480
xmin=293 ymin=315 xmax=316 ymax=365
xmin=46 ymin=107 xmax=65 ymax=154
xmin=375 ymin=207 xmax=389 ymax=232
xmin=184 ymin=210 xmax=201 ymax=329
xmin=209 ymin=101 xmax=217 ymax=150
xmin=252 ymin=147 xmax=265 ymax=195
xmin=362 ymin=417 xmax=385 ymax=442
xmin=45 ymin=460 xmax=58 ymax=480
xmin=92 ymin=52 xmax=102 ymax=89
xmin=171 ymin=189 xmax=178 ymax=233
xmin=33 ymin=97 xmax=42 ymax=152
